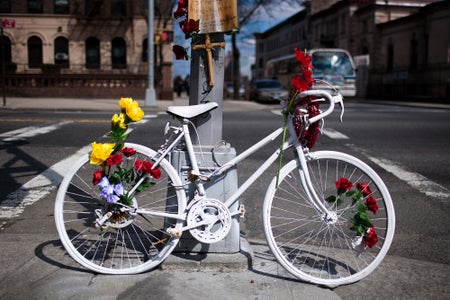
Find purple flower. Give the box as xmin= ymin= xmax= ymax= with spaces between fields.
xmin=97 ymin=177 xmax=123 ymax=203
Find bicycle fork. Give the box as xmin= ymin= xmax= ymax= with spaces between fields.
xmin=295 ymin=146 xmax=338 ymax=225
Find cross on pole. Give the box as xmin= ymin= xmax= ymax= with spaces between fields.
xmin=192 ymin=34 xmax=226 ymax=87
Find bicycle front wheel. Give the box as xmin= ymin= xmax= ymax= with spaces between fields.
xmin=54 ymin=143 xmax=186 ymax=274
xmin=263 ymin=151 xmax=395 ymax=287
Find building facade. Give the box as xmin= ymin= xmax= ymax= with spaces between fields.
xmin=0 ymin=0 xmax=174 ymax=99
xmin=253 ymin=0 xmax=448 ymax=100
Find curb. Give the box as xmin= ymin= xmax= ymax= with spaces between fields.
xmin=161 ymin=237 xmax=252 ymax=273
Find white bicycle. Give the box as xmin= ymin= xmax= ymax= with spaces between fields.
xmin=55 ymin=90 xmax=395 ymax=287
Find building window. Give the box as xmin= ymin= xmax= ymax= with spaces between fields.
xmin=111 ymin=0 xmax=126 ymax=17
xmin=85 ymin=37 xmax=100 ymax=69
xmin=28 ymin=0 xmax=43 ymax=13
xmin=111 ymin=37 xmax=126 ymax=69
xmin=0 ymin=35 xmax=11 ymax=65
xmin=410 ymin=34 xmax=418 ymax=71
xmin=54 ymin=36 xmax=69 ymax=68
xmin=85 ymin=0 xmax=101 ymax=17
xmin=142 ymin=38 xmax=148 ymax=62
xmin=54 ymin=0 xmax=70 ymax=14
xmin=362 ymin=19 xmax=368 ymax=34
xmin=387 ymin=41 xmax=394 ymax=72
xmin=28 ymin=36 xmax=43 ymax=68
xmin=0 ymin=0 xmax=11 ymax=13
xmin=142 ymin=38 xmax=158 ymax=65
xmin=341 ymin=14 xmax=346 ymax=34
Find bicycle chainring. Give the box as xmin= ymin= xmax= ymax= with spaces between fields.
xmin=186 ymin=198 xmax=232 ymax=244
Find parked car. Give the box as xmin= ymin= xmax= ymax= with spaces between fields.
xmin=250 ymin=79 xmax=288 ymax=103
xmin=225 ymin=81 xmax=245 ymax=99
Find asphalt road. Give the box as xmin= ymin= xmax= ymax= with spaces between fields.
xmin=0 ymin=99 xmax=449 ymax=299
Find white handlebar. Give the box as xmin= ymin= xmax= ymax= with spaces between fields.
xmin=297 ymin=90 xmax=344 ymax=124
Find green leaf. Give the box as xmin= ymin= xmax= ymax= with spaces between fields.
xmin=109 ymin=173 xmax=121 ymax=184
xmin=325 ymin=195 xmax=336 ymax=203
xmin=346 ymin=190 xmax=356 ymax=197
xmin=356 ymin=200 xmax=366 ymax=212
xmin=119 ymin=194 xmax=133 ymax=206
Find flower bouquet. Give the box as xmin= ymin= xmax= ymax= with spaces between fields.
xmin=329 ymin=177 xmax=379 ymax=249
xmin=89 ymin=98 xmax=161 ymax=223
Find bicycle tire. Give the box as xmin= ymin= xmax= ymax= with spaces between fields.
xmin=263 ymin=151 xmax=395 ymax=287
xmin=55 ymin=143 xmax=186 ymax=274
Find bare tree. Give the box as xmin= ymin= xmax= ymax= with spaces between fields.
xmin=232 ymin=0 xmax=305 ymax=98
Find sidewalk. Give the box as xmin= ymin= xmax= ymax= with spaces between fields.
xmin=0 ymin=95 xmax=449 ymax=112
xmin=0 ymin=235 xmax=340 ymax=299
xmin=0 ymin=95 xmax=275 ymax=113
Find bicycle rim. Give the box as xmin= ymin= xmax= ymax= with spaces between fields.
xmin=263 ymin=151 xmax=395 ymax=287
xmin=55 ymin=143 xmax=186 ymax=274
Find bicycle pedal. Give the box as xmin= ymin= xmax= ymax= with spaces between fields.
xmin=188 ymin=170 xmax=210 ymax=182
xmin=239 ymin=204 xmax=246 ymax=218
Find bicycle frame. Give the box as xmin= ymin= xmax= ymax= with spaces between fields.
xmin=140 ymin=112 xmax=334 ymax=224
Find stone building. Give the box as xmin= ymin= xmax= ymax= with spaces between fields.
xmin=253 ymin=0 xmax=448 ymax=100
xmin=0 ymin=0 xmax=174 ymax=99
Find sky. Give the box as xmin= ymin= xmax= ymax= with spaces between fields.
xmin=173 ymin=2 xmax=304 ymax=79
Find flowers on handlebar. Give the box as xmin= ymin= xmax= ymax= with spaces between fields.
xmin=89 ymin=98 xmax=160 ymax=208
xmin=277 ymin=49 xmax=318 ymax=185
xmin=328 ymin=177 xmax=379 ymax=248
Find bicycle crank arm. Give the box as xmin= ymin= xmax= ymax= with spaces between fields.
xmin=94 ymin=209 xmax=112 ymax=228
xmin=166 ymin=220 xmax=211 ymax=237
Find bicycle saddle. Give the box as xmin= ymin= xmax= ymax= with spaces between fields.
xmin=167 ymin=102 xmax=218 ymax=119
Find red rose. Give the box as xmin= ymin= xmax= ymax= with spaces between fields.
xmin=135 ymin=160 xmax=153 ymax=173
xmin=181 ymin=19 xmax=199 ymax=35
xmin=364 ymin=227 xmax=378 ymax=248
xmin=366 ymin=196 xmax=379 ymax=214
xmin=178 ymin=0 xmax=188 ymax=8
xmin=150 ymin=168 xmax=161 ymax=179
xmin=173 ymin=6 xmax=186 ymax=18
xmin=92 ymin=169 xmax=104 ymax=185
xmin=335 ymin=177 xmax=353 ymax=194
xmin=294 ymin=48 xmax=313 ymax=69
xmin=120 ymin=147 xmax=136 ymax=157
xmin=357 ymin=183 xmax=372 ymax=197
xmin=292 ymin=74 xmax=309 ymax=93
xmin=106 ymin=153 xmax=122 ymax=166
xmin=173 ymin=45 xmax=188 ymax=60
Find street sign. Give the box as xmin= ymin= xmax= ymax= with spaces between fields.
xmin=2 ymin=19 xmax=15 ymax=28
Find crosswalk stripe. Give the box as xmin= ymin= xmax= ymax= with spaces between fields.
xmin=352 ymin=146 xmax=450 ymax=202
xmin=0 ymin=145 xmax=90 ymax=219
xmin=322 ymin=128 xmax=349 ymax=139
xmin=0 ymin=115 xmax=157 ymax=222
xmin=1 ymin=121 xmax=73 ymax=142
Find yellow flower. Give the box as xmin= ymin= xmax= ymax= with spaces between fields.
xmin=111 ymin=113 xmax=127 ymax=130
xmin=125 ymin=101 xmax=144 ymax=122
xmin=90 ymin=142 xmax=114 ymax=165
xmin=118 ymin=97 xmax=133 ymax=111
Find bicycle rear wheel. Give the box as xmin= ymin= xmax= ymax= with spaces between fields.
xmin=263 ymin=151 xmax=395 ymax=287
xmin=55 ymin=143 xmax=186 ymax=274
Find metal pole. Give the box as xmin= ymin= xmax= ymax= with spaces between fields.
xmin=1 ymin=18 xmax=6 ymax=107
xmin=145 ymin=0 xmax=156 ymax=106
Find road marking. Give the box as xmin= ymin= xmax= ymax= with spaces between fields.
xmin=322 ymin=128 xmax=349 ymax=139
xmin=0 ymin=116 xmax=156 ymax=222
xmin=0 ymin=145 xmax=90 ymax=220
xmin=352 ymin=146 xmax=450 ymax=202
xmin=1 ymin=121 xmax=73 ymax=142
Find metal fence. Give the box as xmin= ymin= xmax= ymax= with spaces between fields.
xmin=2 ymin=73 xmax=167 ymax=99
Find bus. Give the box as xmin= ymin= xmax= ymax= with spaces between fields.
xmin=265 ymin=48 xmax=357 ymax=97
